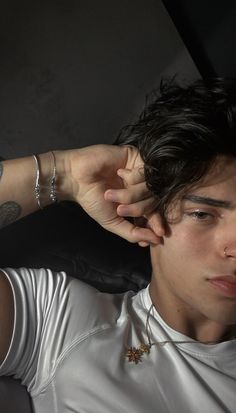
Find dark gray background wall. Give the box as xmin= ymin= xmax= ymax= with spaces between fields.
xmin=163 ymin=0 xmax=236 ymax=78
xmin=0 ymin=0 xmax=199 ymax=159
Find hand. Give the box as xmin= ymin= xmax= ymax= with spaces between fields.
xmin=105 ymin=164 xmax=158 ymax=246
xmin=65 ymin=144 xmax=159 ymax=245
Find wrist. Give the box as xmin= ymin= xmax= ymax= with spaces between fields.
xmin=38 ymin=150 xmax=73 ymax=204
xmin=53 ymin=150 xmax=74 ymax=201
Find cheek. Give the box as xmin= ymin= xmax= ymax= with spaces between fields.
xmin=160 ymin=234 xmax=199 ymax=298
xmin=170 ymin=225 xmax=211 ymax=256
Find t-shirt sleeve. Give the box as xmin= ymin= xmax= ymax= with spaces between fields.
xmin=0 ymin=267 xmax=103 ymax=394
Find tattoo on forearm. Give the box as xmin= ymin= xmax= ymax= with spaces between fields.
xmin=0 ymin=163 xmax=3 ymax=181
xmin=0 ymin=202 xmax=22 ymax=228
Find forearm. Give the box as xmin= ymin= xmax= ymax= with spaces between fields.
xmin=0 ymin=151 xmax=71 ymax=229
xmin=0 ymin=144 xmax=158 ymax=244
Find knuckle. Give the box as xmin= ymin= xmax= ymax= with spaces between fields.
xmin=132 ymin=205 xmax=143 ymax=216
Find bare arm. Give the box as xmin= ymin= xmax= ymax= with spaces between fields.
xmin=0 ymin=151 xmax=71 ymax=228
xmin=0 ymin=271 xmax=14 ymax=364
xmin=0 ymin=145 xmax=158 ymax=243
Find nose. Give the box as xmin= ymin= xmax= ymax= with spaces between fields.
xmin=224 ymin=246 xmax=236 ymax=259
xmin=218 ymin=218 xmax=236 ymax=259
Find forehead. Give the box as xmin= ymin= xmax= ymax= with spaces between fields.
xmin=185 ymin=156 xmax=236 ymax=199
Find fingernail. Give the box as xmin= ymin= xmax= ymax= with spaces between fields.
xmin=139 ymin=241 xmax=149 ymax=247
xmin=105 ymin=191 xmax=117 ymax=202
xmin=117 ymin=206 xmax=129 ymax=216
xmin=117 ymin=168 xmax=130 ymax=177
xmin=117 ymin=169 xmax=123 ymax=177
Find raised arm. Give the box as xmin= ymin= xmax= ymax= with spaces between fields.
xmin=0 ymin=151 xmax=70 ymax=227
xmin=0 ymin=145 xmax=158 ymax=244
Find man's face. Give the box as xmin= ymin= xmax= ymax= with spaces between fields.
xmin=150 ymin=156 xmax=236 ymax=335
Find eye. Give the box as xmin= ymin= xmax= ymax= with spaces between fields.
xmin=186 ymin=210 xmax=215 ymax=222
xmin=192 ymin=211 xmax=211 ymax=219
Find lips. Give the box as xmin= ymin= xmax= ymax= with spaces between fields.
xmin=208 ymin=275 xmax=236 ymax=297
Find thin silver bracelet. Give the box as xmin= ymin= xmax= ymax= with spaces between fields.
xmin=32 ymin=154 xmax=43 ymax=209
xmin=50 ymin=151 xmax=57 ymax=203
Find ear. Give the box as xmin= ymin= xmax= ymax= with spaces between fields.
xmin=146 ymin=213 xmax=166 ymax=238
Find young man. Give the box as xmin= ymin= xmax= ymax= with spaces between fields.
xmin=0 ymin=78 xmax=235 ymax=412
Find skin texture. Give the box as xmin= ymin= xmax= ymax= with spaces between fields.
xmin=0 ymin=163 xmax=21 ymax=228
xmin=0 ymin=202 xmax=22 ymax=228
xmin=149 ymin=156 xmax=236 ymax=343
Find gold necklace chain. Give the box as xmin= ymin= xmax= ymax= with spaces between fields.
xmin=125 ymin=303 xmax=235 ymax=364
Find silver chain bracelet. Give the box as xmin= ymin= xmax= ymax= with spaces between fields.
xmin=33 ymin=152 xmax=58 ymax=209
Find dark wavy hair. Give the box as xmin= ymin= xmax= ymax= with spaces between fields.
xmin=116 ymin=78 xmax=236 ymax=218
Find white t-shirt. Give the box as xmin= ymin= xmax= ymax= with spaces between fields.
xmin=0 ymin=267 xmax=235 ymax=413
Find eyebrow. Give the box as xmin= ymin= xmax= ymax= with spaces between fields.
xmin=183 ymin=194 xmax=234 ymax=209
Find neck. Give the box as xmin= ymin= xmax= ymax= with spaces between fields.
xmin=149 ymin=276 xmax=236 ymax=343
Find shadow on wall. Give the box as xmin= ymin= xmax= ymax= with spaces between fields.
xmin=0 ymin=0 xmax=199 ymax=158
xmin=163 ymin=0 xmax=236 ymax=77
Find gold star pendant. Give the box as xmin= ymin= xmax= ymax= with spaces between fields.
xmin=125 ymin=347 xmax=143 ymax=364
xmin=125 ymin=344 xmax=151 ymax=364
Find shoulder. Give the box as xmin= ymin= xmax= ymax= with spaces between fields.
xmin=66 ymin=275 xmax=137 ymax=331
xmin=1 ymin=266 xmax=137 ymax=334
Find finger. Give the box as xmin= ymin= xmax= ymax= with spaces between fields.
xmin=117 ymin=166 xmax=145 ymax=185
xmin=103 ymin=217 xmax=160 ymax=245
xmin=138 ymin=241 xmax=150 ymax=247
xmin=104 ymin=182 xmax=150 ymax=204
xmin=117 ymin=197 xmax=157 ymax=218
